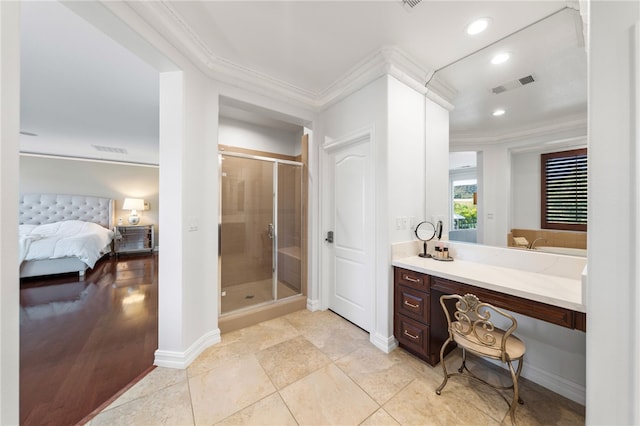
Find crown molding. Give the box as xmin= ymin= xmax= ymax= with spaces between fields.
xmin=131 ymin=1 xmax=317 ymax=108
xmin=129 ymin=2 xmax=455 ymax=111
xmin=317 ymin=45 xmax=454 ymax=111
xmin=386 ymin=46 xmax=456 ymax=111
xmin=425 ymin=73 xmax=457 ymax=108
xmin=315 ymin=46 xmax=390 ymax=110
xmin=450 ymin=115 xmax=587 ymax=150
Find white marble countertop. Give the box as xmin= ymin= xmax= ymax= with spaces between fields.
xmin=392 ymin=255 xmax=586 ymax=313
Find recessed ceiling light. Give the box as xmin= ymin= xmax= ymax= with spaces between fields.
xmin=493 ymin=109 xmax=506 ymax=117
xmin=466 ymin=18 xmax=489 ymax=35
xmin=491 ymin=52 xmax=510 ymax=65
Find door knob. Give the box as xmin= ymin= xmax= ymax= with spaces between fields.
xmin=325 ymin=231 xmax=334 ymax=243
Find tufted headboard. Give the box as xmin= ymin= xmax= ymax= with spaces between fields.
xmin=19 ymin=194 xmax=114 ymax=229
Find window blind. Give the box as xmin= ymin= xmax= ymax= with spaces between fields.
xmin=541 ymin=148 xmax=587 ymax=231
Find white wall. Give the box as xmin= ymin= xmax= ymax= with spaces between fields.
xmin=511 ymin=150 xmax=540 ymax=229
xmin=510 ymin=310 xmax=586 ymax=404
xmin=478 ymin=146 xmax=510 ymax=246
xmin=320 ymin=76 xmax=389 ymax=347
xmin=387 ymin=76 xmax=426 ymax=243
xmin=178 ymin=71 xmax=220 ymax=357
xmin=218 ymin=116 xmax=301 ymax=156
xmin=19 ymin=156 xmax=160 ymax=245
xmin=0 ymin=2 xmax=21 ymax=423
xmin=587 ymin=2 xmax=640 ymax=424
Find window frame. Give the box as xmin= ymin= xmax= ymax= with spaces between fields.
xmin=540 ymin=148 xmax=587 ymax=232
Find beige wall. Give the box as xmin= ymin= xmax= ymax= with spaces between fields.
xmin=19 ymin=155 xmax=160 ymax=247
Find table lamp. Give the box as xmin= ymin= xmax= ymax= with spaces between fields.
xmin=122 ymin=198 xmax=145 ymax=225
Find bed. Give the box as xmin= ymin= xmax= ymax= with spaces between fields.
xmin=19 ymin=194 xmax=115 ymax=278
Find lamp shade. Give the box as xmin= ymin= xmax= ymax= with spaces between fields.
xmin=122 ymin=198 xmax=144 ymax=211
xmin=122 ymin=198 xmax=145 ymax=225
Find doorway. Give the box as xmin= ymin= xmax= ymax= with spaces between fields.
xmin=323 ymin=130 xmax=374 ymax=332
xmin=219 ymin=152 xmax=303 ymax=314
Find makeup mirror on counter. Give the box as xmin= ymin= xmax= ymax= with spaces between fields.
xmin=415 ymin=220 xmax=444 ymax=258
xmin=414 ymin=221 xmax=436 ymax=258
xmin=429 ymin=6 xmax=588 ymax=255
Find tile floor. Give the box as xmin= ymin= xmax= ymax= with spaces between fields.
xmin=88 ymin=310 xmax=585 ymax=425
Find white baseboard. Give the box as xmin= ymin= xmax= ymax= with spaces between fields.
xmin=154 ymin=328 xmax=221 ymax=369
xmin=521 ymin=361 xmax=586 ymax=406
xmin=484 ymin=357 xmax=585 ymax=406
xmin=306 ymin=298 xmax=321 ymax=311
xmin=370 ymin=332 xmax=398 ymax=354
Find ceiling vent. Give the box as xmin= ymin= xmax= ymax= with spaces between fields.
xmin=92 ymin=144 xmax=128 ymax=154
xmin=492 ymin=75 xmax=536 ymax=94
xmin=402 ymin=0 xmax=422 ymax=9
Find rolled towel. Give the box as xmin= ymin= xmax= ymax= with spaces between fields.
xmin=513 ymin=237 xmax=529 ymax=248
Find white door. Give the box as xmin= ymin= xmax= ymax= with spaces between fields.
xmin=324 ymin=136 xmax=373 ymax=331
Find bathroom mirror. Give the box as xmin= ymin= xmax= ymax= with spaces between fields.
xmin=433 ymin=6 xmax=588 ymax=251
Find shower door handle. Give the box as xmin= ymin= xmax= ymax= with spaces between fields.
xmin=268 ymin=223 xmax=276 ymax=273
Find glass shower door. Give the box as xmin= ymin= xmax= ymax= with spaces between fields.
xmin=276 ymin=162 xmax=303 ymax=300
xmin=220 ymin=154 xmax=274 ymax=314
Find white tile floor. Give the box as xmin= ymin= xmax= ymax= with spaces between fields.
xmin=88 ymin=310 xmax=585 ymax=425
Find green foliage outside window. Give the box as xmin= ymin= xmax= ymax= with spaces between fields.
xmin=452 ymin=182 xmax=477 ymax=229
xmin=453 ymin=201 xmax=477 ymax=229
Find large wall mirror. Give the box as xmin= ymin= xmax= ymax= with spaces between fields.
xmin=430 ymin=6 xmax=587 ymax=254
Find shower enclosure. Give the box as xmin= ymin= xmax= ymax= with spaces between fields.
xmin=219 ymin=152 xmax=303 ymax=315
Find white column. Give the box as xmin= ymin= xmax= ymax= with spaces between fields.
xmin=478 ymin=146 xmax=510 ymax=247
xmin=587 ymin=1 xmax=640 ymax=424
xmin=0 ymin=1 xmax=21 ymax=423
xmin=156 ymin=71 xmax=186 ymax=359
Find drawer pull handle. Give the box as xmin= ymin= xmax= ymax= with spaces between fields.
xmin=404 ymin=300 xmax=419 ymax=309
xmin=403 ymin=330 xmax=419 ymax=340
xmin=403 ymin=275 xmax=420 ymax=283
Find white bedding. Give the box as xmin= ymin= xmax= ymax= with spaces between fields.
xmin=19 ymin=220 xmax=114 ymax=268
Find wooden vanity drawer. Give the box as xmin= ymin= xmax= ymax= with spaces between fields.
xmin=395 ymin=267 xmax=429 ymax=292
xmin=395 ymin=314 xmax=430 ymax=359
xmin=430 ymin=276 xmax=576 ymax=329
xmin=395 ymin=284 xmax=430 ymax=323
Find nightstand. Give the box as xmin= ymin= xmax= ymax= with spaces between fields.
xmin=113 ymin=224 xmax=155 ymax=255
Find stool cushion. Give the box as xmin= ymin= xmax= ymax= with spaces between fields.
xmin=452 ymin=321 xmax=526 ymax=360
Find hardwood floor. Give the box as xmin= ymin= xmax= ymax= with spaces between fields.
xmin=20 ymin=254 xmax=158 ymax=426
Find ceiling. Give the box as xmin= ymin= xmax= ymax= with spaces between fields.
xmin=20 ymin=1 xmax=160 ymax=165
xmin=19 ymin=1 xmax=587 ymax=165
